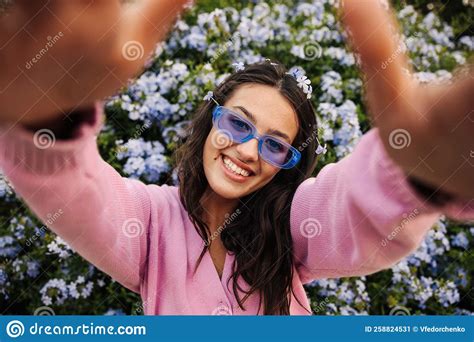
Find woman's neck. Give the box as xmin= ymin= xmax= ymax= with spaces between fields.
xmin=200 ymin=188 xmax=239 ymax=236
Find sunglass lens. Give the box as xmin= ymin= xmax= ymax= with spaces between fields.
xmin=219 ymin=109 xmax=252 ymax=141
xmin=261 ymin=137 xmax=293 ymax=166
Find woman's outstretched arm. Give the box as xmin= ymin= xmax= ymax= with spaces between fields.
xmin=290 ymin=127 xmax=473 ymax=284
xmin=0 ymin=1 xmax=189 ymax=292
xmin=0 ymin=103 xmax=154 ymax=293
xmin=289 ymin=0 xmax=473 ymax=284
xmin=339 ymin=0 xmax=474 ymax=198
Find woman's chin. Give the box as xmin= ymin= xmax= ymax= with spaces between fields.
xmin=208 ymin=182 xmax=245 ymax=200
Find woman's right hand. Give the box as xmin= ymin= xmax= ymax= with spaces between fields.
xmin=0 ymin=0 xmax=189 ymax=125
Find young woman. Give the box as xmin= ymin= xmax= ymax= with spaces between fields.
xmin=0 ymin=1 xmax=472 ymax=315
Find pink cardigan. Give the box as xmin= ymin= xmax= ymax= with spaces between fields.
xmin=0 ymin=103 xmax=472 ymax=315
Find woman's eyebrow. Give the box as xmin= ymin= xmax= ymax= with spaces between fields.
xmin=233 ymin=105 xmax=291 ymax=142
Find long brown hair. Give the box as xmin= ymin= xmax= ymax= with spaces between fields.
xmin=174 ymin=61 xmax=319 ymax=314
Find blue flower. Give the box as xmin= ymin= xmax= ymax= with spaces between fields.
xmin=104 ymin=308 xmax=126 ymax=316
xmin=182 ymin=26 xmax=208 ymax=51
xmin=287 ymin=67 xmax=305 ymax=80
xmin=451 ymin=232 xmax=469 ymax=249
xmin=459 ymin=36 xmax=474 ymax=51
xmin=26 ymin=261 xmax=40 ymax=278
xmin=117 ymin=138 xmax=170 ymax=183
xmin=68 ymin=276 xmax=94 ymax=300
xmin=323 ymin=47 xmax=355 ymax=66
xmin=0 ymin=174 xmax=13 ymax=199
xmin=319 ymin=70 xmax=344 ymax=104
xmin=40 ymin=279 xmax=69 ymax=305
xmin=317 ymin=100 xmax=361 ymax=158
xmin=0 ymin=236 xmax=20 ymax=258
xmin=434 ymin=281 xmax=460 ymax=307
xmin=0 ymin=268 xmax=7 ymax=286
xmin=47 ymin=236 xmax=72 ymax=259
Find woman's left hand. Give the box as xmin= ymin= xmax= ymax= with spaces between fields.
xmin=340 ymin=0 xmax=474 ymax=199
xmin=0 ymin=0 xmax=189 ymax=125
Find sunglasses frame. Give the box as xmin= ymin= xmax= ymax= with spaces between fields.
xmin=211 ymin=105 xmax=301 ymax=169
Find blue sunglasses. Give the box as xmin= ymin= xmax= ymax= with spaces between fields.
xmin=211 ymin=105 xmax=301 ymax=169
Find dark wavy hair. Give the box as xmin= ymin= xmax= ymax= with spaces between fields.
xmin=174 ymin=61 xmax=319 ymax=315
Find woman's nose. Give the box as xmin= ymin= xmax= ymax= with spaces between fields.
xmin=235 ymin=138 xmax=259 ymax=162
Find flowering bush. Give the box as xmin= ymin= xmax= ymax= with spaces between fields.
xmin=0 ymin=0 xmax=472 ymax=315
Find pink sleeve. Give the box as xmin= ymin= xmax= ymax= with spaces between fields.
xmin=0 ymin=102 xmax=151 ymax=293
xmin=290 ymin=128 xmax=474 ymax=284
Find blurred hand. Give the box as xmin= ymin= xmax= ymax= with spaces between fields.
xmin=340 ymin=0 xmax=474 ymax=199
xmin=0 ymin=0 xmax=189 ymax=125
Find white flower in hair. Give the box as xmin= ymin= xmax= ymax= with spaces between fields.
xmin=232 ymin=62 xmax=245 ymax=72
xmin=316 ymin=143 xmax=327 ymax=155
xmin=203 ymin=91 xmax=214 ymax=101
xmin=287 ymin=67 xmax=313 ymax=99
xmin=297 ymin=75 xmax=312 ymax=99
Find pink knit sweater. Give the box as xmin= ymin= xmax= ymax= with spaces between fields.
xmin=0 ymin=103 xmax=472 ymax=315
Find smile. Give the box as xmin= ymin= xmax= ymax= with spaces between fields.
xmin=220 ymin=154 xmax=255 ymax=183
xmin=223 ymin=155 xmax=251 ymax=176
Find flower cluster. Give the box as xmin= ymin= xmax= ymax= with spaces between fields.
xmin=40 ymin=279 xmax=70 ymax=306
xmin=0 ymin=174 xmax=13 ymax=200
xmin=307 ymin=277 xmax=371 ymax=315
xmin=47 ymin=236 xmax=73 ymax=259
xmin=116 ymin=138 xmax=170 ymax=183
xmin=384 ymin=218 xmax=473 ymax=313
xmin=0 ymin=0 xmax=472 ymax=315
xmin=317 ymin=99 xmax=361 ymax=158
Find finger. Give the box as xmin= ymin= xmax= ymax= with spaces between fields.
xmin=339 ymin=0 xmax=414 ymax=112
xmin=10 ymin=0 xmax=117 ymax=22
xmin=426 ymin=67 xmax=474 ymax=135
xmin=117 ymin=0 xmax=191 ymax=73
xmin=1 ymin=0 xmax=120 ymax=41
xmin=406 ymin=70 xmax=474 ymax=198
xmin=13 ymin=0 xmax=51 ymax=13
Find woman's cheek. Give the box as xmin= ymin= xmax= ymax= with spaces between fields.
xmin=253 ymin=165 xmax=279 ymax=189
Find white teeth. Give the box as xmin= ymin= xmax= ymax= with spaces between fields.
xmin=223 ymin=156 xmax=251 ymax=177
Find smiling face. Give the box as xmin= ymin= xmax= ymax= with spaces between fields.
xmin=203 ymin=83 xmax=299 ymax=200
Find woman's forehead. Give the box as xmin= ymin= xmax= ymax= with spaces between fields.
xmin=224 ymin=84 xmax=299 ymax=141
